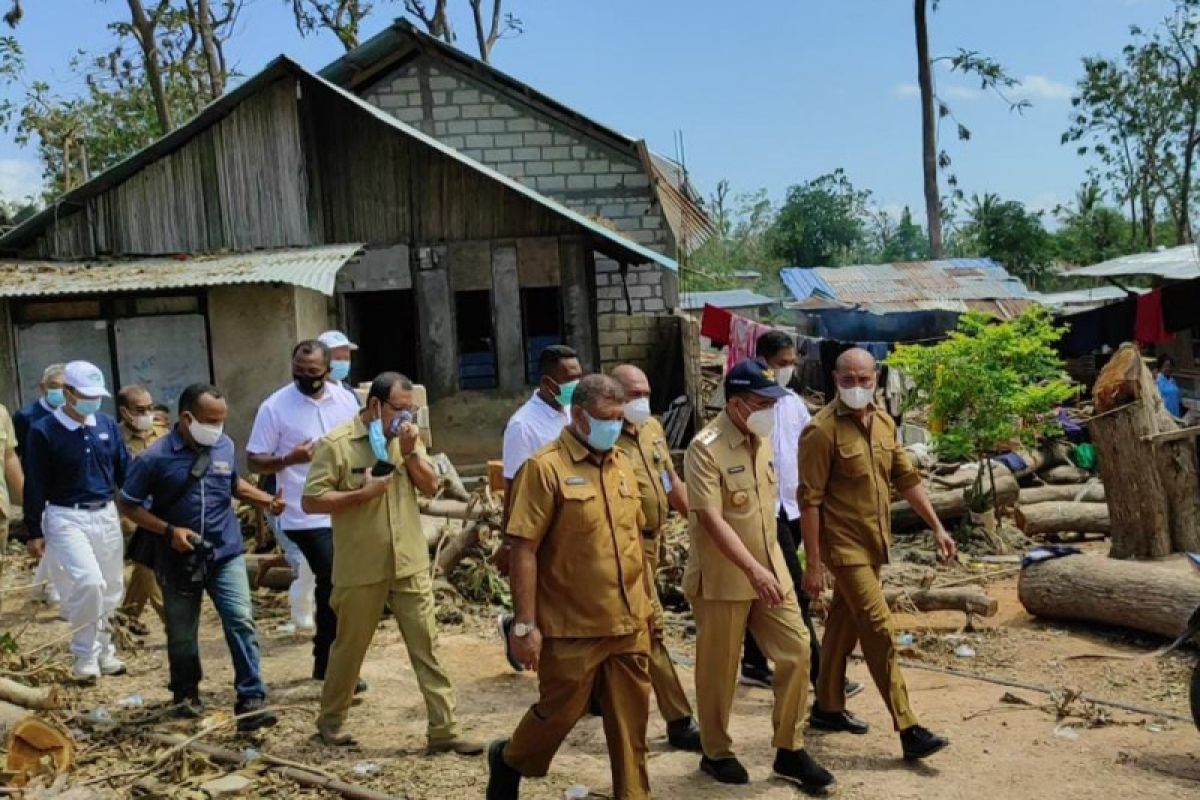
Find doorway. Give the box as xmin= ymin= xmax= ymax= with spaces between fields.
xmin=456 ymin=290 xmax=497 ymax=390
xmin=521 ymin=286 xmax=563 ymax=384
xmin=342 ymin=290 xmax=420 ymax=385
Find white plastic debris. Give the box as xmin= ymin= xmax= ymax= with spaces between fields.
xmin=564 ymin=786 xmax=589 ymax=800
xmin=85 ymin=707 xmax=114 ymax=727
xmin=954 ymin=644 xmax=976 ymax=658
xmin=275 ymin=622 xmax=297 ymax=635
xmin=118 ymin=693 xmax=144 ymax=708
xmin=897 ymin=633 xmax=915 ymax=646
xmin=352 ymin=761 xmax=383 ymax=777
xmin=1054 ymin=724 xmax=1080 ymax=741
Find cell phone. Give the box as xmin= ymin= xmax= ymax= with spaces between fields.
xmin=370 ymin=460 xmax=397 ymax=477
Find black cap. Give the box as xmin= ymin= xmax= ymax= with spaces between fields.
xmin=724 ymin=359 xmax=788 ymax=399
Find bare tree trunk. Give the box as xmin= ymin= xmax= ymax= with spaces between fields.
xmin=196 ymin=0 xmax=225 ymax=96
xmin=914 ymin=0 xmax=942 ymax=258
xmin=126 ymin=0 xmax=174 ymax=134
xmin=469 ymin=0 xmax=503 ymax=63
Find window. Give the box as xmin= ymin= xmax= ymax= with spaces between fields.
xmin=456 ymin=290 xmax=497 ymax=390
xmin=521 ymin=286 xmax=563 ymax=384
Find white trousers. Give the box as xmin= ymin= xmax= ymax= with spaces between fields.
xmin=42 ymin=503 xmax=124 ymax=662
xmin=274 ymin=520 xmax=316 ymax=628
xmin=33 ymin=551 xmax=63 ymax=602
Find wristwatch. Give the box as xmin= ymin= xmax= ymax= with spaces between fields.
xmin=512 ymin=621 xmax=536 ymax=637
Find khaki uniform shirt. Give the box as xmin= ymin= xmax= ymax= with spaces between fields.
xmin=0 ymin=405 xmax=15 ymax=520
xmin=303 ymin=415 xmax=430 ymax=588
xmin=121 ymin=422 xmax=169 ymax=535
xmin=799 ymin=399 xmax=922 ymax=567
xmin=507 ymin=428 xmax=651 ymax=639
xmin=615 ymin=417 xmax=672 ymax=535
xmin=683 ymin=410 xmax=791 ymax=602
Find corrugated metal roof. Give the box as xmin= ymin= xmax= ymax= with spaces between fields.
xmin=1060 ymin=244 xmax=1200 ymax=280
xmin=0 ymin=244 xmax=364 ymax=298
xmin=1029 ymin=286 xmax=1147 ymax=309
xmin=779 ymin=268 xmax=837 ymax=303
xmin=679 ymin=289 xmax=779 ymax=310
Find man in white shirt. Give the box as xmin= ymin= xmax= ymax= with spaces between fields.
xmin=247 ymin=340 xmax=360 ymax=684
xmin=739 ymin=331 xmax=862 ymax=701
xmin=318 ymin=330 xmax=359 ymax=397
xmin=496 ymin=344 xmax=582 ymax=669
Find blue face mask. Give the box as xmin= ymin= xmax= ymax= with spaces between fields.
xmin=46 ymin=387 xmax=65 ymax=408
xmin=367 ymin=418 xmax=390 ymax=462
xmin=330 ymin=360 xmax=351 ymax=382
xmin=555 ymin=379 xmax=578 ymax=408
xmin=585 ymin=413 xmax=622 ymax=452
xmin=74 ymin=397 xmax=102 ymax=417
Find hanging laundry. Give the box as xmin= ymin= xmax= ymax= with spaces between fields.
xmin=700 ymin=304 xmax=734 ymax=346
xmin=726 ymin=315 xmax=774 ymax=371
xmin=1134 ymin=290 xmax=1173 ymax=345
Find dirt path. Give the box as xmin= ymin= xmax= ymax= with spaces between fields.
xmin=3 ymin=564 xmax=1198 ymax=799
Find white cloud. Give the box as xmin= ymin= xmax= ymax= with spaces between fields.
xmin=0 ymin=159 xmax=44 ymax=202
xmin=892 ymin=82 xmax=977 ymax=101
xmin=893 ymin=82 xmax=920 ymax=99
xmin=1015 ymin=74 xmax=1073 ymax=101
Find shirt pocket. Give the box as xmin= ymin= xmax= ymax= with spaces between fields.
xmin=722 ymin=472 xmax=758 ymax=521
xmin=876 ymin=437 xmax=897 ymax=474
xmin=560 ymin=481 xmax=601 ymax=534
xmin=614 ymin=478 xmax=641 ymax=532
xmin=345 ymin=465 xmax=370 ymax=491
xmin=836 ymin=444 xmax=871 ymax=479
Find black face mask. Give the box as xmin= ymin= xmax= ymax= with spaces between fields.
xmin=294 ymin=373 xmax=325 ymax=396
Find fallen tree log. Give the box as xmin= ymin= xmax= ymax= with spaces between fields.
xmin=1018 ymin=554 xmax=1200 ymax=638
xmin=1018 ymin=483 xmax=1105 ymax=505
xmin=435 ymin=521 xmax=489 ymax=576
xmin=1040 ymin=465 xmax=1093 ymax=484
xmin=1015 ymin=502 xmax=1111 ymax=536
xmin=0 ymin=700 xmax=27 ymax=737
xmin=883 ymin=587 xmax=998 ymax=617
xmin=0 ymin=677 xmax=59 ymax=710
xmin=418 ymin=498 xmax=500 ymax=525
xmin=892 ymin=473 xmax=1019 ymax=531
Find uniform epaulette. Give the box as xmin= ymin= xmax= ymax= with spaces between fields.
xmin=695 ymin=426 xmax=721 ymax=446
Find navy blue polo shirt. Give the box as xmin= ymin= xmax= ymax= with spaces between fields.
xmin=24 ymin=409 xmax=129 ymax=539
xmin=120 ymin=428 xmax=244 ymax=565
xmin=13 ymin=397 xmax=54 ymax=457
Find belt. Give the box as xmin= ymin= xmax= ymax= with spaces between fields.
xmin=52 ymin=501 xmax=110 ymax=512
xmin=641 ymin=529 xmax=658 ymax=539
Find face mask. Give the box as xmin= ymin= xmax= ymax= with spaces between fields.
xmin=746 ymin=408 xmax=776 ymax=438
xmin=131 ymin=413 xmax=155 ymax=432
xmin=188 ymin=418 xmax=224 ymax=447
xmin=330 ymin=360 xmax=351 ymax=382
xmin=294 ymin=373 xmax=325 ymax=397
xmin=774 ymin=366 xmax=795 ymax=388
xmin=73 ymin=396 xmax=102 ymax=416
xmin=839 ymin=385 xmax=875 ymax=410
xmin=624 ymin=397 xmax=651 ymax=427
xmin=46 ymin=388 xmax=66 ymax=408
xmin=551 ymin=379 xmax=578 ymax=408
xmin=368 ymin=418 xmax=390 ymax=462
xmin=584 ymin=413 xmax=623 ymax=452
xmin=387 ymin=409 xmax=414 ymax=437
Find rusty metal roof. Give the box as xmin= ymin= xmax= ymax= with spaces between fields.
xmin=0 ymin=244 xmax=364 ymax=298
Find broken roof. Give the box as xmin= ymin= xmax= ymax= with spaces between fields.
xmin=1059 ymin=244 xmax=1200 ymax=281
xmin=678 ymin=289 xmax=779 ymax=311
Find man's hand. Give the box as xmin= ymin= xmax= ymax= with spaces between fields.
xmin=362 ymin=471 xmax=393 ymax=498
xmin=27 ymin=538 xmax=44 ymax=559
xmin=802 ymin=562 xmax=827 ymax=604
xmin=285 ymin=439 xmax=315 ymax=466
xmin=509 ymin=626 xmax=543 ymax=672
xmin=933 ymin=527 xmax=958 ymax=563
xmin=171 ymin=527 xmax=198 ymax=554
xmin=398 ymin=422 xmax=421 ymax=453
xmin=268 ymin=492 xmax=286 ymax=516
xmin=747 ymin=562 xmax=786 ymax=608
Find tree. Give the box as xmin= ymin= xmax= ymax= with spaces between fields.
xmin=121 ymin=0 xmax=175 ymax=134
xmin=467 ymin=0 xmax=522 ymax=63
xmin=688 ymin=181 xmax=780 ymax=291
xmin=288 ymin=0 xmax=374 ymax=51
xmin=868 ymin=206 xmax=930 ymax=263
xmin=887 ymin=308 xmax=1075 ymax=546
xmin=913 ymin=0 xmax=1030 ymax=259
xmin=765 ymin=169 xmax=870 ymax=267
xmin=1053 ymin=181 xmax=1132 ymax=266
xmin=958 ymin=193 xmax=1053 ymax=287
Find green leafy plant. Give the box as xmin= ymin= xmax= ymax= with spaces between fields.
xmin=886 ymin=307 xmax=1076 ymax=512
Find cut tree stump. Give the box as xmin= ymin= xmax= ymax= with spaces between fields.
xmin=1018 ymin=483 xmax=1105 ymax=505
xmin=1018 ymin=553 xmax=1200 ymax=638
xmin=1089 ymin=343 xmax=1200 ymax=559
xmin=1014 ymin=502 xmax=1111 ymax=536
xmin=892 ymin=473 xmax=1019 ymax=532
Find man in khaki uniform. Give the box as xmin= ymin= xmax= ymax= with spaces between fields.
xmin=302 ymin=372 xmax=482 ymax=755
xmin=684 ymin=359 xmax=835 ymax=792
xmin=487 ymin=374 xmax=654 ymax=800
xmin=0 ymin=403 xmax=23 ymax=548
xmin=611 ymin=364 xmax=701 ymax=752
xmin=116 ymin=385 xmax=169 ymax=625
xmin=800 ymin=347 xmax=955 ymax=760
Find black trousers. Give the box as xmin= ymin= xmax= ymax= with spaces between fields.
xmin=284 ymin=527 xmax=336 ymax=679
xmin=742 ymin=510 xmax=821 ymax=686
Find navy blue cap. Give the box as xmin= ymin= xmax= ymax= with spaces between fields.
xmin=724 ymin=359 xmax=788 ymax=399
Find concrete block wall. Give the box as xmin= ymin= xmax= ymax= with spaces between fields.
xmin=598 ymin=312 xmax=666 ymax=373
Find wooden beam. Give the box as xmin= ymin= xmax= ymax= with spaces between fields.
xmin=1141 ymin=425 xmax=1200 ymax=444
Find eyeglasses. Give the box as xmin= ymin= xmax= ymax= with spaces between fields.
xmin=381 ymin=399 xmax=419 ymax=415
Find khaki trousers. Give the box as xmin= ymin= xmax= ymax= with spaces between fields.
xmin=817 ymin=564 xmax=919 ymax=731
xmin=318 ymin=571 xmax=457 ymax=741
xmin=121 ymin=562 xmax=165 ymax=623
xmin=689 ymin=591 xmax=810 ymax=759
xmin=505 ymin=628 xmax=652 ymax=800
xmin=642 ymin=534 xmax=693 ymax=724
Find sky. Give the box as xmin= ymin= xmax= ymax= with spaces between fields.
xmin=0 ymin=0 xmax=1181 ymax=223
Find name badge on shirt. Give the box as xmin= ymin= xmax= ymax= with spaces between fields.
xmin=98 ymin=432 xmax=110 ymax=441
xmin=212 ymin=461 xmax=232 ymax=475
xmin=565 ymin=476 xmax=587 ymax=486
xmin=660 ymin=469 xmax=673 ymax=493
xmin=726 ymin=465 xmax=746 ymax=475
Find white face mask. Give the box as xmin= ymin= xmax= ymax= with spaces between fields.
xmin=746 ymin=408 xmax=776 ymax=438
xmin=774 ymin=366 xmax=795 ymax=388
xmin=131 ymin=413 xmax=155 ymax=431
xmin=624 ymin=397 xmax=651 ymax=427
xmin=189 ymin=418 xmax=224 ymax=447
xmin=839 ymin=385 xmax=875 ymax=410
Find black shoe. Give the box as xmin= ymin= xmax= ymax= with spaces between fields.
xmin=588 ymin=693 xmax=603 ymax=717
xmin=497 ymin=614 xmax=525 ymax=673
xmin=901 ymin=725 xmax=949 ymax=760
xmin=700 ymin=755 xmax=749 ymax=785
xmin=354 ymin=678 xmax=368 ymax=695
xmin=845 ymin=680 xmax=865 ymax=700
xmin=738 ymin=664 xmax=773 ymax=689
xmin=486 ymin=739 xmax=521 ymax=800
xmin=773 ymin=748 xmax=837 ymax=793
xmin=666 ymin=717 xmax=702 ymax=752
xmin=172 ymin=691 xmax=204 ymax=719
xmin=235 ymin=697 xmax=279 ymax=733
xmin=810 ymin=706 xmax=870 ymax=735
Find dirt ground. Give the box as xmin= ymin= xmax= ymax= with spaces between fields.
xmin=2 ymin=549 xmax=1198 ymax=800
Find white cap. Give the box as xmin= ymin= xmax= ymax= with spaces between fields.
xmin=63 ymin=360 xmax=111 ymax=398
xmin=318 ymin=330 xmax=358 ymax=351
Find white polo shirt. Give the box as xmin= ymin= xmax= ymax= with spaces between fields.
xmin=772 ymin=390 xmax=812 ymax=521
xmin=247 ymin=382 xmax=359 ymax=531
xmin=502 ymin=391 xmax=569 ymax=480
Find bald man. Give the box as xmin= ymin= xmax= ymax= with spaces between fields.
xmin=799 ymin=347 xmax=955 ymax=760
xmin=611 ymin=364 xmax=700 ymax=752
